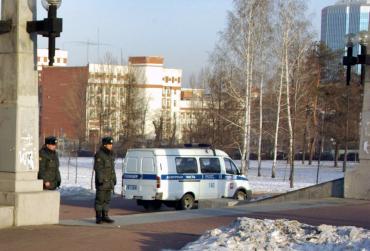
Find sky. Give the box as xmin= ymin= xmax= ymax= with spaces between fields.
xmin=33 ymin=0 xmax=337 ymax=85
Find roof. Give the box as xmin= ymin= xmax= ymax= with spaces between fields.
xmin=127 ymin=148 xmax=229 ymax=157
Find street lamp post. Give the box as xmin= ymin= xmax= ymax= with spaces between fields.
xmin=343 ymin=31 xmax=370 ymax=85
xmin=27 ymin=0 xmax=63 ymax=66
xmin=342 ymin=31 xmax=370 ymax=171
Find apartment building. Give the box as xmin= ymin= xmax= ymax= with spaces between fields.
xmin=37 ymin=48 xmax=68 ymax=70
xmin=39 ymin=55 xmax=211 ymax=145
xmin=85 ymin=56 xmax=182 ymax=143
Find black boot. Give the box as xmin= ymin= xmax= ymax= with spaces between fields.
xmin=96 ymin=211 xmax=103 ymax=224
xmin=102 ymin=211 xmax=114 ymax=223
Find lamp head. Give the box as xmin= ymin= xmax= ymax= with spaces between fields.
xmin=41 ymin=0 xmax=62 ymax=11
xmin=358 ymin=30 xmax=369 ymax=46
xmin=344 ymin=33 xmax=356 ymax=47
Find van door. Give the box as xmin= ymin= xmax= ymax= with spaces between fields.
xmin=170 ymin=157 xmax=200 ymax=200
xmin=222 ymin=158 xmax=239 ymax=198
xmin=123 ymin=157 xmax=140 ymax=199
xmin=199 ymin=157 xmax=221 ymax=199
xmin=140 ymin=157 xmax=157 ymax=200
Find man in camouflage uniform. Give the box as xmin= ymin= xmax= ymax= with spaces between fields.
xmin=38 ymin=136 xmax=61 ymax=190
xmin=94 ymin=136 xmax=117 ymax=224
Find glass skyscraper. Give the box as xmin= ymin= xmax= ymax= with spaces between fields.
xmin=321 ymin=0 xmax=370 ymax=53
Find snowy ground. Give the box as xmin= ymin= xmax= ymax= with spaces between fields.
xmin=178 ymin=217 xmax=370 ymax=251
xmin=58 ymin=157 xmax=355 ymax=197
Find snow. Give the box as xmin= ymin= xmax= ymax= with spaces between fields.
xmin=179 ymin=217 xmax=370 ymax=251
xmin=58 ymin=157 xmax=124 ymax=197
xmin=243 ymin=160 xmax=354 ymax=194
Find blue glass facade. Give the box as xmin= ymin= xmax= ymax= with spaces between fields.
xmin=321 ymin=4 xmax=370 ymax=49
xmin=321 ymin=3 xmax=370 ymax=72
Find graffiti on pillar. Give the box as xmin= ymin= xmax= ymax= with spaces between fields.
xmin=19 ymin=133 xmax=35 ymax=170
xmin=364 ymin=121 xmax=370 ymax=137
xmin=364 ymin=141 xmax=369 ymax=155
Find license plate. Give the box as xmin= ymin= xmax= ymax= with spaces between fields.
xmin=126 ymin=185 xmax=137 ymax=190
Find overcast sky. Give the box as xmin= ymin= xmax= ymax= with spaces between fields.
xmin=33 ymin=0 xmax=337 ymax=85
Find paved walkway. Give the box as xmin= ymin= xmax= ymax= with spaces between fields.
xmin=0 ymin=198 xmax=369 ymax=251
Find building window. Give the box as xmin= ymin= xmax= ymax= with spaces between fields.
xmin=63 ymin=58 xmax=67 ymax=64
xmin=178 ymin=77 xmax=181 ymax=83
xmin=172 ymin=77 xmax=175 ymax=83
xmin=174 ymin=100 xmax=176 ymax=107
xmin=43 ymin=57 xmax=47 ymax=63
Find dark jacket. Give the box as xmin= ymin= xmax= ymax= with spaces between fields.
xmin=94 ymin=146 xmax=117 ymax=191
xmin=38 ymin=146 xmax=61 ymax=190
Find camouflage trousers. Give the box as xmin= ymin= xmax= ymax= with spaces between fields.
xmin=95 ymin=190 xmax=112 ymax=211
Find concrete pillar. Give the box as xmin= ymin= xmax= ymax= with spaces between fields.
xmin=0 ymin=0 xmax=59 ymax=228
xmin=345 ymin=64 xmax=370 ymax=200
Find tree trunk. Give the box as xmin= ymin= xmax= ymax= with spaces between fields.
xmin=285 ymin=43 xmax=294 ymax=188
xmin=343 ymin=92 xmax=349 ymax=172
xmin=258 ymin=74 xmax=264 ymax=177
xmin=334 ymin=142 xmax=339 ymax=167
xmin=272 ymin=57 xmax=284 ymax=178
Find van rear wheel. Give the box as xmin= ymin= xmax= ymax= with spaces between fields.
xmin=234 ymin=190 xmax=247 ymax=200
xmin=178 ymin=194 xmax=194 ymax=210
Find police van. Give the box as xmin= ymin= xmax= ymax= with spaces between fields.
xmin=122 ymin=146 xmax=252 ymax=210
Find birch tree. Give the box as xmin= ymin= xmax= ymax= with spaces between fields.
xmin=216 ymin=0 xmax=272 ymax=174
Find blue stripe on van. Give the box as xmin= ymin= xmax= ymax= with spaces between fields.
xmin=122 ymin=174 xmax=157 ymax=180
xmin=123 ymin=173 xmax=247 ymax=181
xmin=161 ymin=174 xmax=203 ymax=180
xmin=221 ymin=174 xmax=248 ymax=181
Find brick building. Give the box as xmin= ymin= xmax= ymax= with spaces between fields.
xmin=39 ymin=67 xmax=88 ymax=143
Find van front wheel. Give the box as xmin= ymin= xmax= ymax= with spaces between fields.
xmin=178 ymin=194 xmax=195 ymax=210
xmin=234 ymin=190 xmax=247 ymax=200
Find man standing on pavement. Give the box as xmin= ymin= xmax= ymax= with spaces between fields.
xmin=38 ymin=136 xmax=61 ymax=190
xmin=94 ymin=136 xmax=117 ymax=224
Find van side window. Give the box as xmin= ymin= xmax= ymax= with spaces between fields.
xmin=224 ymin=158 xmax=239 ymax=175
xmin=175 ymin=157 xmax=198 ymax=173
xmin=142 ymin=158 xmax=155 ymax=173
xmin=126 ymin=158 xmax=138 ymax=172
xmin=200 ymin=158 xmax=221 ymax=173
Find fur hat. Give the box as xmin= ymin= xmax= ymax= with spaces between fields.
xmin=102 ymin=136 xmax=113 ymax=145
xmin=45 ymin=136 xmax=58 ymax=145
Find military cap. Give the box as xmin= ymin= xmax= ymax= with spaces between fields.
xmin=102 ymin=136 xmax=114 ymax=145
xmin=45 ymin=136 xmax=58 ymax=145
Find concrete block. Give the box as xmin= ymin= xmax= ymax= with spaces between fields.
xmin=0 ymin=206 xmax=14 ymax=229
xmin=198 ymin=199 xmax=239 ymax=209
xmin=14 ymin=191 xmax=60 ymax=226
xmin=0 ymin=192 xmax=16 ymax=205
xmin=345 ymin=165 xmax=370 ymax=200
xmin=0 ymin=179 xmax=42 ymax=192
xmin=0 ymin=172 xmax=37 ymax=180
xmin=253 ymin=179 xmax=344 ymax=205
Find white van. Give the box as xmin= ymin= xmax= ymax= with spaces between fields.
xmin=122 ymin=147 xmax=252 ymax=210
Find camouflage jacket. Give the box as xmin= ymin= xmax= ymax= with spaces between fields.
xmin=94 ymin=146 xmax=116 ymax=191
xmin=38 ymin=146 xmax=61 ymax=190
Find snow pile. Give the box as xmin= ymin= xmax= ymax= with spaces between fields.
xmin=180 ymin=217 xmax=370 ymax=251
